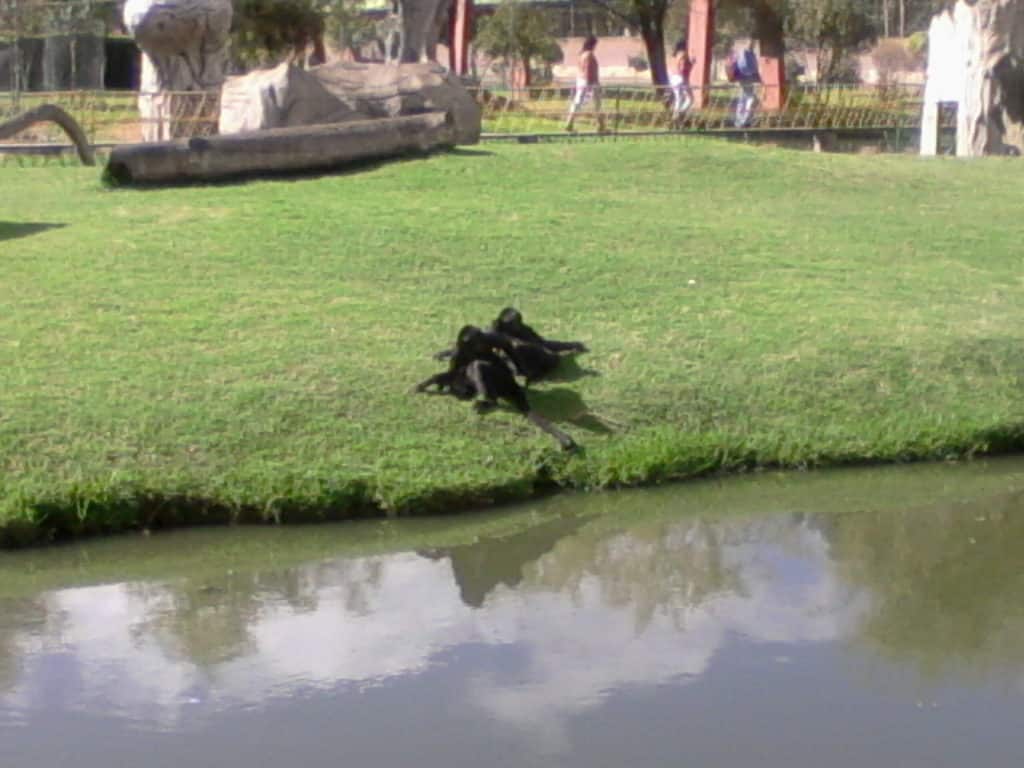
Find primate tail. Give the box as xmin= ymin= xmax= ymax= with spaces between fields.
xmin=526 ymin=412 xmax=577 ymax=452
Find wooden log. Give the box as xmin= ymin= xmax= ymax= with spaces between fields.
xmin=0 ymin=104 xmax=95 ymax=165
xmin=104 ymin=111 xmax=455 ymax=185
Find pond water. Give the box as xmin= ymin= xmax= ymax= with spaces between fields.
xmin=2 ymin=459 xmax=1024 ymax=767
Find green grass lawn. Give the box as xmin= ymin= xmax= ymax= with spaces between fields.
xmin=2 ymin=139 xmax=1024 ymax=546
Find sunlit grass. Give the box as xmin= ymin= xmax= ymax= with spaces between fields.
xmin=2 ymin=140 xmax=1024 ymax=545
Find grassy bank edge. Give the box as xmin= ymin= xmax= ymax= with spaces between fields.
xmin=5 ymin=421 xmax=1023 ymax=549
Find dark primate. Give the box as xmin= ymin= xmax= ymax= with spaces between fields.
xmin=433 ymin=322 xmax=560 ymax=384
xmin=501 ymin=337 xmax=562 ymax=385
xmin=491 ymin=307 xmax=589 ymax=355
xmin=436 ymin=308 xmax=588 ymax=385
xmin=416 ymin=325 xmax=577 ymax=450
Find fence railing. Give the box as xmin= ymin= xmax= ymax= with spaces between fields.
xmin=472 ymin=82 xmax=938 ymax=136
xmin=1 ymin=82 xmax=948 ymax=154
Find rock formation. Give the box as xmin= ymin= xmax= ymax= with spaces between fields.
xmin=219 ymin=61 xmax=481 ymax=145
xmin=394 ymin=0 xmax=450 ymax=64
xmin=122 ymin=0 xmax=233 ymax=140
xmin=922 ymin=0 xmax=1024 ymax=156
xmin=959 ymin=0 xmax=1024 ymax=155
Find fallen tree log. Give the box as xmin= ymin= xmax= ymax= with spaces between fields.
xmin=0 ymin=104 xmax=95 ymax=165
xmin=104 ymin=110 xmax=455 ymax=185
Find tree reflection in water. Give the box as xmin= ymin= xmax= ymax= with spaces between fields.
xmin=1 ymin=462 xmax=1023 ymax=746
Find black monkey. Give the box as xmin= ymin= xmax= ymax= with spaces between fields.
xmin=432 ymin=324 xmax=559 ymax=385
xmin=491 ymin=307 xmax=589 ymax=355
xmin=416 ymin=325 xmax=577 ymax=450
xmin=435 ymin=308 xmax=587 ymax=385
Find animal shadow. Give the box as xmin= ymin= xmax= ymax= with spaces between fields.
xmin=529 ymin=386 xmax=618 ymax=435
xmin=544 ymin=355 xmax=600 ymax=384
xmin=0 ymin=221 xmax=66 ymax=242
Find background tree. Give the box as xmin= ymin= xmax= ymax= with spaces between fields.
xmin=232 ymin=0 xmax=327 ymax=70
xmin=475 ymin=1 xmax=562 ymax=87
xmin=321 ymin=0 xmax=378 ymax=61
xmin=784 ymin=0 xmax=875 ymax=81
xmin=877 ymin=0 xmax=946 ymax=37
xmin=583 ymin=0 xmax=672 ymax=85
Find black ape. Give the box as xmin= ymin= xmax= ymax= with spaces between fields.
xmin=432 ymin=323 xmax=558 ymax=385
xmin=416 ymin=325 xmax=577 ymax=450
xmin=435 ymin=308 xmax=588 ymax=385
xmin=491 ymin=307 xmax=589 ymax=355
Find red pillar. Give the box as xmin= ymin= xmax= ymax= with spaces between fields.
xmin=758 ymin=56 xmax=785 ymax=111
xmin=686 ymin=0 xmax=714 ymax=109
xmin=448 ymin=0 xmax=473 ymax=76
xmin=753 ymin=2 xmax=787 ymax=111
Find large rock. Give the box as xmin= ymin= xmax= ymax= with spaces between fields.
xmin=958 ymin=0 xmax=1024 ymax=156
xmin=123 ymin=0 xmax=233 ymax=141
xmin=395 ymin=0 xmax=449 ymax=63
xmin=123 ymin=0 xmax=232 ymax=88
xmin=923 ymin=0 xmax=1024 ymax=156
xmin=218 ymin=61 xmax=481 ymax=145
xmin=219 ymin=63 xmax=362 ymax=133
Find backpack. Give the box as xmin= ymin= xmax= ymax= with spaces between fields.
xmin=725 ymin=54 xmax=738 ymax=82
xmin=735 ymin=49 xmax=759 ymax=81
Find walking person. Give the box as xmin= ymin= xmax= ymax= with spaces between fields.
xmin=728 ymin=46 xmax=761 ymax=128
xmin=669 ymin=39 xmax=694 ymax=128
xmin=565 ymin=35 xmax=606 ymax=133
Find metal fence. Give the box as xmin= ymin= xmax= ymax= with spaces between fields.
xmin=1 ymin=0 xmax=121 ymax=94
xmin=1 ymin=0 xmax=946 ymax=156
xmin=474 ymin=82 xmax=937 ymax=136
xmin=2 ymin=81 xmax=946 ymax=152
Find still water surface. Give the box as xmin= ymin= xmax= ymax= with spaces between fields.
xmin=2 ymin=460 xmax=1024 ymax=767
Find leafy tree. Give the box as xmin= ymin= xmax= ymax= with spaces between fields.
xmin=232 ymin=0 xmax=326 ymax=70
xmin=826 ymin=493 xmax=1024 ymax=678
xmin=878 ymin=0 xmax=948 ymax=37
xmin=320 ymin=0 xmax=378 ymax=60
xmin=582 ymin=0 xmax=672 ymax=85
xmin=584 ymin=0 xmax=785 ymax=87
xmin=475 ymin=1 xmax=563 ymax=87
xmin=0 ymin=0 xmax=113 ymax=38
xmin=784 ymin=0 xmax=875 ymax=81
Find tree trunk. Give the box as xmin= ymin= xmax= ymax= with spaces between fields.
xmin=0 ymin=104 xmax=95 ymax=165
xmin=104 ymin=111 xmax=456 ymax=186
xmin=753 ymin=2 xmax=785 ymax=59
xmin=516 ymin=50 xmax=533 ymax=88
xmin=639 ymin=17 xmax=668 ymax=86
xmin=957 ymin=0 xmax=1024 ymax=156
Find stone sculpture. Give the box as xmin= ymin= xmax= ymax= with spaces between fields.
xmin=218 ymin=60 xmax=481 ymax=145
xmin=958 ymin=0 xmax=1024 ymax=155
xmin=122 ymin=0 xmax=233 ymax=140
xmin=921 ymin=0 xmax=1024 ymax=156
xmin=112 ymin=0 xmax=479 ymax=184
xmin=393 ymin=0 xmax=450 ymax=64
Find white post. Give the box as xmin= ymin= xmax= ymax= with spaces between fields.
xmin=920 ymin=8 xmax=966 ymax=156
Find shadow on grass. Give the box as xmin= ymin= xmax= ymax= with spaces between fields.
xmin=447 ymin=147 xmax=495 ymax=157
xmin=0 ymin=221 xmax=66 ymax=242
xmin=103 ymin=144 xmax=492 ymax=189
xmin=529 ymin=386 xmax=619 ymax=435
xmin=544 ymin=355 xmax=600 ymax=385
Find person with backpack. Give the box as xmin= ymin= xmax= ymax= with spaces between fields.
xmin=669 ymin=39 xmax=694 ymax=128
xmin=727 ymin=46 xmax=761 ymax=127
xmin=565 ymin=35 xmax=606 ymax=133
